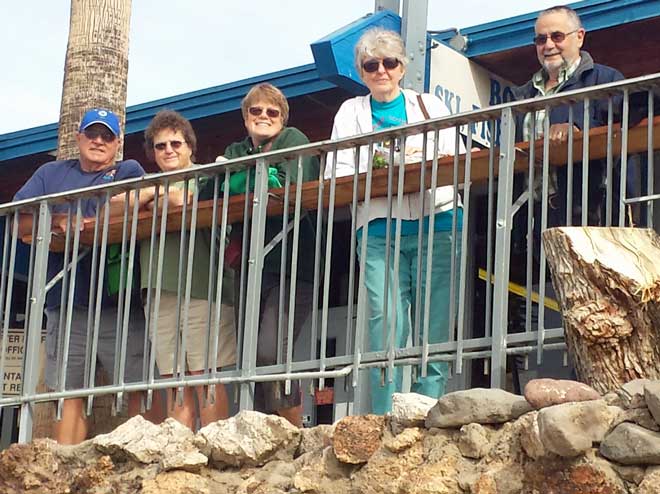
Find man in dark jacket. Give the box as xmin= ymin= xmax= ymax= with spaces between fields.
xmin=512 ymin=5 xmax=624 ymax=228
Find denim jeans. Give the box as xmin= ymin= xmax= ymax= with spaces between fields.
xmin=357 ymin=228 xmax=460 ymax=414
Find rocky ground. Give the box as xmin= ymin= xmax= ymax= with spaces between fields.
xmin=2 ymin=378 xmax=660 ymax=493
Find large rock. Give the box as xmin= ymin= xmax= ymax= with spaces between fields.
xmin=537 ymin=400 xmax=617 ymax=457
xmin=600 ymin=423 xmax=660 ymax=465
xmin=332 ymin=415 xmax=384 ymax=464
xmin=524 ymin=378 xmax=600 ymax=409
xmin=93 ymin=416 xmax=205 ymax=470
xmin=425 ymin=388 xmax=532 ymax=428
xmin=644 ymin=381 xmax=660 ymax=426
xmin=194 ymin=410 xmax=301 ymax=467
xmin=615 ymin=407 xmax=660 ymax=432
xmin=390 ymin=392 xmax=436 ymax=433
xmin=293 ymin=447 xmax=354 ymax=494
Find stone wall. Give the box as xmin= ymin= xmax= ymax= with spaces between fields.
xmin=2 ymin=378 xmax=660 ymax=493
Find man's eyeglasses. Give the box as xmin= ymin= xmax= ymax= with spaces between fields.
xmin=83 ymin=127 xmax=116 ymax=143
xmin=362 ymin=57 xmax=400 ymax=73
xmin=154 ymin=140 xmax=185 ymax=151
xmin=248 ymin=106 xmax=281 ymax=118
xmin=533 ymin=30 xmax=578 ymax=46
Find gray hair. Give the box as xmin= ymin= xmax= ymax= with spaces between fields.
xmin=354 ymin=27 xmax=409 ymax=72
xmin=538 ymin=5 xmax=583 ymax=30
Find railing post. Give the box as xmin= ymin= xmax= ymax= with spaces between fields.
xmin=490 ymin=108 xmax=516 ymax=389
xmin=18 ymin=202 xmax=51 ymax=443
xmin=239 ymin=159 xmax=269 ymax=411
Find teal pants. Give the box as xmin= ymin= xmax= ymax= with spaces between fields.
xmin=357 ymin=229 xmax=459 ymax=415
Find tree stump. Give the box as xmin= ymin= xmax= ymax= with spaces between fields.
xmin=542 ymin=227 xmax=660 ymax=394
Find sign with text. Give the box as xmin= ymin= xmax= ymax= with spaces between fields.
xmin=429 ymin=41 xmax=516 ymax=147
xmin=2 ymin=330 xmax=46 ymax=396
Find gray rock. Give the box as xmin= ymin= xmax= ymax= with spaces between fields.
xmin=524 ymin=378 xmax=600 ymax=409
xmin=537 ymin=400 xmax=618 ymax=457
xmin=425 ymin=388 xmax=532 ymax=428
xmin=621 ymin=379 xmax=653 ymax=409
xmin=93 ymin=416 xmax=203 ymax=469
xmin=644 ymin=381 xmax=660 ymax=426
xmin=391 ymin=392 xmax=436 ymax=433
xmin=194 ymin=410 xmax=301 ymax=467
xmin=457 ymin=423 xmax=490 ymax=459
xmin=601 ymin=423 xmax=660 ymax=465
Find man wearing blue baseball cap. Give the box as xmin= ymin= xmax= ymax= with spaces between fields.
xmin=14 ymin=108 xmax=158 ymax=444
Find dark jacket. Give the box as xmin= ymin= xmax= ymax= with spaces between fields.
xmin=512 ymin=51 xmax=624 ymax=141
xmin=516 ymin=52 xmax=627 ymax=227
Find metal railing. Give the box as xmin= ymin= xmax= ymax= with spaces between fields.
xmin=1 ymin=72 xmax=660 ymax=442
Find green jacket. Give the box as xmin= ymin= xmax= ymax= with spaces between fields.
xmin=207 ymin=127 xmax=320 ymax=282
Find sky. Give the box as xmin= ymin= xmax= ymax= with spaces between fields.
xmin=1 ymin=0 xmax=561 ymax=135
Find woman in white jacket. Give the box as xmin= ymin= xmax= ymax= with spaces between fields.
xmin=326 ymin=27 xmax=462 ymax=414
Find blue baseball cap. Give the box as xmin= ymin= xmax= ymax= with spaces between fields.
xmin=79 ymin=108 xmax=121 ymax=136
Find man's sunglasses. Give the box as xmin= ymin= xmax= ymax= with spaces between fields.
xmin=362 ymin=57 xmax=400 ymax=73
xmin=248 ymin=106 xmax=281 ymax=118
xmin=533 ymin=30 xmax=578 ymax=46
xmin=154 ymin=140 xmax=185 ymax=151
xmin=83 ymin=127 xmax=116 ymax=143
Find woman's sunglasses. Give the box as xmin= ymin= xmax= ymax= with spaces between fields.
xmin=533 ymin=30 xmax=578 ymax=46
xmin=248 ymin=106 xmax=281 ymax=118
xmin=362 ymin=57 xmax=400 ymax=73
xmin=154 ymin=140 xmax=185 ymax=151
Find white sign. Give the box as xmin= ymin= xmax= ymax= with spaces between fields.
xmin=2 ymin=330 xmax=46 ymax=397
xmin=429 ymin=41 xmax=516 ymax=146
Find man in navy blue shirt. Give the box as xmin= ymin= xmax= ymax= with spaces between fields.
xmin=14 ymin=108 xmax=151 ymax=444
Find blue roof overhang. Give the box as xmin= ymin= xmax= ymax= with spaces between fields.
xmin=430 ymin=0 xmax=660 ymax=58
xmin=0 ymin=63 xmax=335 ymax=162
xmin=311 ymin=9 xmax=401 ymax=95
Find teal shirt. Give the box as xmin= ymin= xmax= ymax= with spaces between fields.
xmin=364 ymin=92 xmax=460 ymax=237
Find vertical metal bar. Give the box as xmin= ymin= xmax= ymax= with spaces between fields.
xmin=116 ymin=189 xmax=142 ymax=409
xmin=84 ymin=206 xmax=101 ymax=401
xmin=421 ymin=130 xmax=440 ymax=379
xmin=285 ymin=157 xmax=305 ymax=394
xmin=320 ymin=152 xmax=339 ymax=391
xmin=484 ymin=121 xmax=495 ymax=340
xmin=490 ymin=108 xmax=516 ymax=389
xmin=18 ymin=202 xmax=51 ymax=443
xmin=581 ymin=98 xmax=591 ymax=226
xmin=0 ymin=214 xmax=19 ymax=400
xmin=57 ymin=201 xmax=83 ymax=417
xmin=277 ymin=169 xmax=292 ymax=367
xmin=648 ymin=90 xmax=655 ymax=226
xmin=537 ymin=109 xmax=551 ymax=365
xmin=239 ymin=158 xmax=269 ymax=411
xmin=204 ymin=174 xmax=221 ymax=406
xmin=345 ymin=147 xmax=361 ymax=360
xmin=143 ymin=184 xmax=160 ymax=411
xmin=387 ymin=136 xmax=406 ymax=385
xmin=606 ymin=99 xmax=614 ymax=226
xmin=455 ymin=131 xmax=472 ymax=375
xmin=525 ymin=116 xmax=536 ymax=334
xmin=412 ymin=131 xmax=428 ymax=385
xmin=310 ymin=154 xmax=326 ymax=364
xmin=619 ymin=89 xmax=630 ymax=227
xmin=566 ymin=106 xmax=574 ymax=225
xmin=87 ymin=193 xmax=111 ymax=414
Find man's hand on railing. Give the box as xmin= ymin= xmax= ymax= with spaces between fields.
xmin=547 ymin=123 xmax=581 ymax=144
